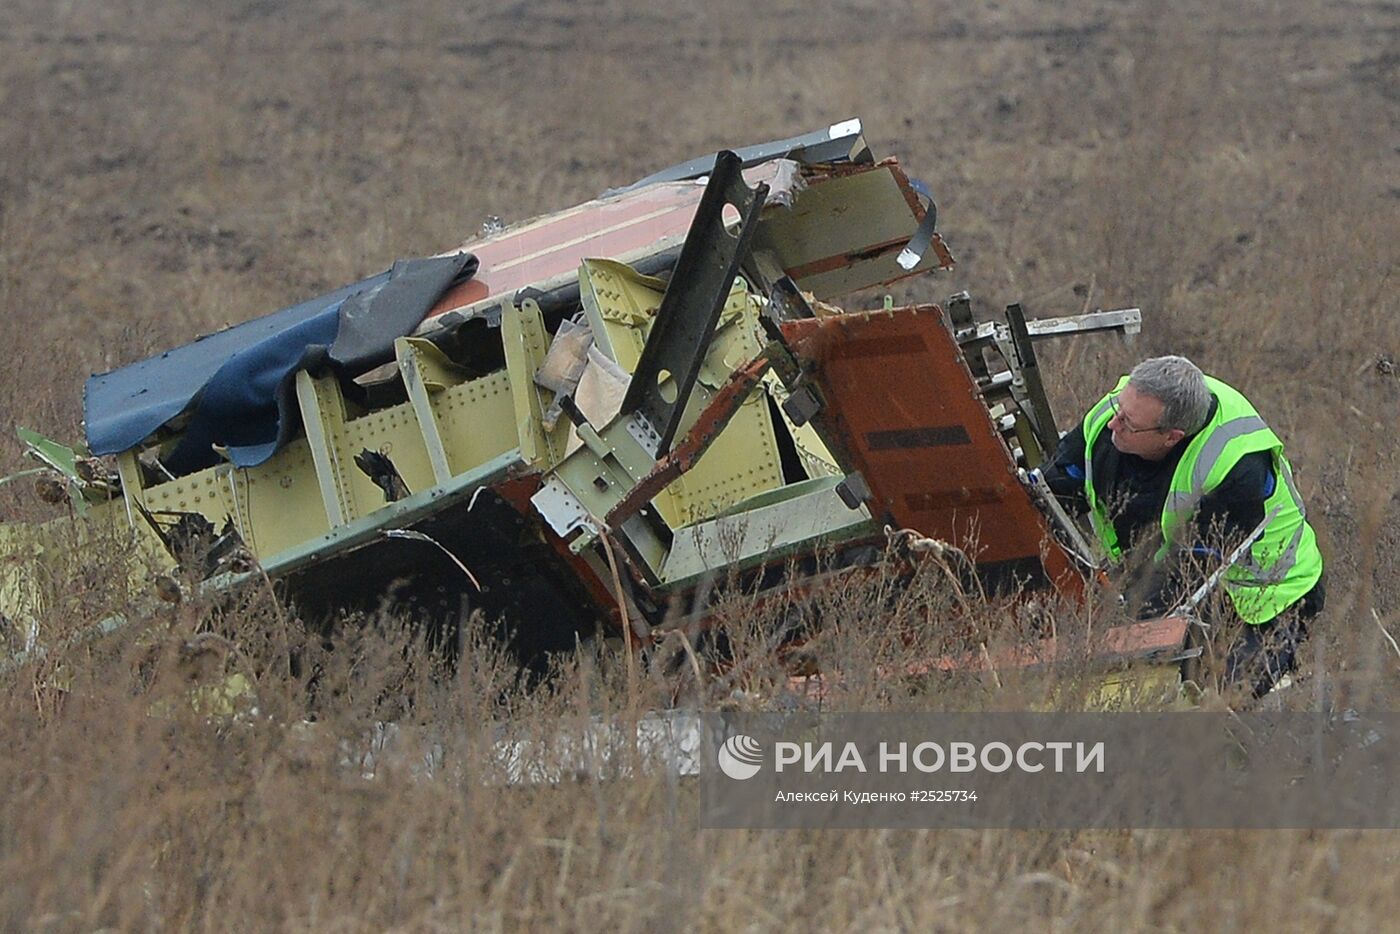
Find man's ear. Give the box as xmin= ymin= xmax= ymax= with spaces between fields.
xmin=1164 ymin=428 xmax=1187 ymax=447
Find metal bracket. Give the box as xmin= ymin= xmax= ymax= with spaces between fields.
xmin=1018 ymin=307 xmax=1142 ymax=339
xmin=295 ymin=370 xmax=354 ymax=528
xmin=896 ymin=177 xmax=940 ymax=271
xmin=956 ymin=305 xmax=1143 ymax=464
xmin=501 ymin=298 xmax=568 ymax=469
xmin=604 ymin=353 xmax=773 ymax=529
xmin=765 ymin=275 xmax=817 ymax=325
xmin=624 ymin=412 xmax=663 ymax=459
xmin=835 ymin=472 xmax=872 ymax=510
xmin=1004 ymin=303 xmax=1060 ymax=461
xmin=946 ymin=291 xmax=974 ymax=329
xmin=619 ymin=150 xmax=769 ymax=455
xmin=1021 ymin=467 xmax=1102 ymax=570
xmin=781 ymin=385 xmax=823 ymax=427
xmin=956 ymin=308 xmax=1143 ymax=350
xmin=395 ymin=337 xmax=459 ymax=484
xmin=531 ymin=476 xmax=598 ymax=539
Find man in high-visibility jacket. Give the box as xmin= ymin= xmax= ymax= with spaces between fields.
xmin=1041 ymin=355 xmax=1324 ymax=697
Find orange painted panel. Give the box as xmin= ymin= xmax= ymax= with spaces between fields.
xmin=782 ymin=306 xmax=1082 ymax=594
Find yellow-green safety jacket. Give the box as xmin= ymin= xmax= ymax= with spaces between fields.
xmin=1081 ymin=375 xmax=1323 ymax=623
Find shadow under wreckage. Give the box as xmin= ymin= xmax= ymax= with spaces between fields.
xmin=11 ymin=120 xmax=1185 ymax=681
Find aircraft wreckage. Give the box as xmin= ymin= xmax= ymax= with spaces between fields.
xmin=0 ymin=120 xmax=1193 ymax=691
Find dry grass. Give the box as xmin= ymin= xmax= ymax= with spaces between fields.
xmin=2 ymin=0 xmax=1399 ymax=929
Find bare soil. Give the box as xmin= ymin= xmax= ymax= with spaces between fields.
xmin=1 ymin=0 xmax=1398 ymax=929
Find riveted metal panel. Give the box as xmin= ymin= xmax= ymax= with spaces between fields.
xmin=140 ymin=439 xmax=327 ymax=560
xmin=501 ymin=299 xmax=572 ymax=470
xmin=577 ymin=260 xmax=783 ymax=529
xmin=751 ymin=160 xmax=954 ymax=300
xmin=579 ymin=258 xmax=667 ymax=366
xmin=661 ymin=478 xmax=876 ymax=589
xmin=140 ymin=366 xmax=513 ymax=561
xmin=339 ymin=403 xmax=437 ymax=505
xmin=430 ymin=370 xmax=518 ymax=477
xmin=781 ymin=305 xmax=1082 ymax=596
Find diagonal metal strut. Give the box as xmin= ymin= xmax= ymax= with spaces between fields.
xmin=619 ymin=150 xmax=769 ymax=455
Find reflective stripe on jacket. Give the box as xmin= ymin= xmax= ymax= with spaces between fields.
xmin=1081 ymin=374 xmax=1322 ymax=623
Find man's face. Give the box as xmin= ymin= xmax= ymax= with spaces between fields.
xmin=1108 ymin=383 xmax=1186 ymax=460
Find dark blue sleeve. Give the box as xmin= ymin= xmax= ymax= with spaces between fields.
xmin=1039 ymin=423 xmax=1088 ymax=512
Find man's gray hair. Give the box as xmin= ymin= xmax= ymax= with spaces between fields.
xmin=1127 ymin=355 xmax=1211 ymax=434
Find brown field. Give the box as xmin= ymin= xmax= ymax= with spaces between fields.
xmin=2 ymin=0 xmax=1399 ymax=929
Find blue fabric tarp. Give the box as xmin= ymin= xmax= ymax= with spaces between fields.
xmin=84 ymin=252 xmax=476 ymax=473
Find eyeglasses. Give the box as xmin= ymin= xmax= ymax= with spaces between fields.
xmin=1108 ymin=394 xmax=1165 ymax=434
